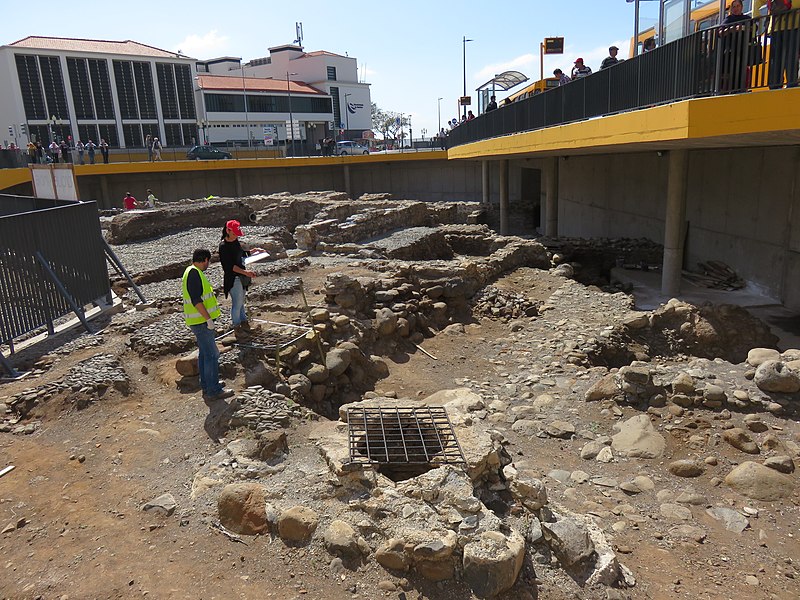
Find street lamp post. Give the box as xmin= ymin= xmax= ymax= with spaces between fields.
xmin=408 ymin=115 xmax=412 ymax=150
xmin=437 ymin=97 xmax=443 ymax=134
xmin=287 ymin=71 xmax=297 ymax=157
xmin=344 ymin=93 xmax=352 ymax=134
xmin=462 ymin=36 xmax=473 ymax=119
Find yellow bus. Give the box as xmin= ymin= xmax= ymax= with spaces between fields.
xmin=508 ymin=77 xmax=560 ymax=102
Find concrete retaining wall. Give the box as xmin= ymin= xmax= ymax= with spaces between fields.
xmin=76 ymin=158 xmax=483 ymax=211
xmin=553 ymin=147 xmax=800 ymax=309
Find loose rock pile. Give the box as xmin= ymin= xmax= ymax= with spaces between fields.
xmin=2 ymin=353 xmax=129 ymax=431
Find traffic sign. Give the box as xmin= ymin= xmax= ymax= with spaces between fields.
xmin=544 ymin=37 xmax=564 ymax=55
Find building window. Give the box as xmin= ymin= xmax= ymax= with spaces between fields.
xmin=89 ymin=59 xmax=114 ymax=120
xmin=78 ymin=124 xmax=99 ymax=144
xmin=28 ymin=125 xmax=49 ymax=144
xmin=114 ymin=60 xmax=139 ymax=119
xmin=15 ymin=54 xmax=46 ymax=120
xmin=39 ymin=56 xmax=69 ymax=119
xmin=67 ymin=58 xmax=94 ymax=119
xmin=175 ymin=64 xmax=196 ymax=120
xmin=164 ymin=123 xmax=182 ymax=146
xmin=133 ymin=62 xmax=157 ymax=119
xmin=122 ymin=123 xmax=142 ymax=147
xmin=330 ymin=87 xmax=341 ymax=128
xmin=327 ymin=66 xmax=337 ymax=81
xmin=156 ymin=63 xmax=179 ymax=119
xmin=205 ymin=93 xmax=245 ymax=112
xmin=182 ymin=123 xmax=197 ymax=146
xmin=98 ymin=124 xmax=119 ymax=147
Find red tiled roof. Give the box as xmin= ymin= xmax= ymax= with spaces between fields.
xmin=196 ymin=74 xmax=327 ymax=95
xmin=7 ymin=36 xmax=189 ymax=59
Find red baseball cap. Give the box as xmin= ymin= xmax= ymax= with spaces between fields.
xmin=226 ymin=219 xmax=244 ymax=237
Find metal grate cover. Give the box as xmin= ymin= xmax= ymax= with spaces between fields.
xmin=347 ymin=406 xmax=466 ymax=468
xmin=228 ymin=320 xmax=312 ymax=352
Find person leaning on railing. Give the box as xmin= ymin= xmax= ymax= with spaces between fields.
xmin=719 ymin=0 xmax=753 ymax=93
xmin=755 ymin=0 xmax=800 ymax=88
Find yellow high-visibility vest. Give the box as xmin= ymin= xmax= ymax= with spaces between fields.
xmin=181 ymin=265 xmax=221 ymax=326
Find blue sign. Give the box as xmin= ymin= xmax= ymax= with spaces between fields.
xmin=395 ymin=117 xmax=401 ymax=126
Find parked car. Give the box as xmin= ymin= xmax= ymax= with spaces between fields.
xmin=187 ymin=145 xmax=232 ymax=160
xmin=335 ymin=141 xmax=369 ymax=155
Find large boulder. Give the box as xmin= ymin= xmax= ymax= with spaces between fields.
xmin=724 ymin=461 xmax=795 ymax=501
xmin=462 ymin=530 xmax=525 ymax=599
xmin=217 ymin=483 xmax=268 ymax=535
xmin=277 ymin=506 xmax=319 ymax=543
xmin=722 ymin=428 xmax=760 ymax=454
xmin=323 ymin=520 xmax=368 ymax=560
xmin=541 ymin=516 xmax=595 ymax=568
xmin=611 ymin=415 xmax=666 ymax=459
xmin=754 ymin=360 xmax=800 ymax=394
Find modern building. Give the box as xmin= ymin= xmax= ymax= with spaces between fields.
xmin=196 ymin=44 xmax=372 ymax=144
xmin=0 ymin=36 xmax=198 ymax=148
xmin=1 ymin=37 xmax=372 ymax=151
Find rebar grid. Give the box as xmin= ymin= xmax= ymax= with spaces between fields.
xmin=347 ymin=406 xmax=466 ymax=467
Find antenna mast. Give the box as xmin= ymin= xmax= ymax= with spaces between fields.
xmin=294 ymin=22 xmax=304 ymax=47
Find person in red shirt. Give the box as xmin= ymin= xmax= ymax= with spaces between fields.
xmin=123 ymin=192 xmax=137 ymax=210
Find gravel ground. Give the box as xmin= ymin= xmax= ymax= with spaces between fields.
xmin=109 ymin=226 xmax=289 ymax=276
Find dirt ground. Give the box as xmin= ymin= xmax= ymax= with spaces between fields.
xmin=1 ymin=261 xmax=799 ymax=600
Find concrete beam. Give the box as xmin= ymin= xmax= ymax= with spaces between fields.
xmin=545 ymin=157 xmax=558 ymax=237
xmin=234 ymin=169 xmax=243 ymax=197
xmin=499 ymin=159 xmax=509 ymax=235
xmin=662 ymin=149 xmax=689 ymax=296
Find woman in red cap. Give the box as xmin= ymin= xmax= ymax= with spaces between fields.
xmin=218 ymin=219 xmax=264 ymax=334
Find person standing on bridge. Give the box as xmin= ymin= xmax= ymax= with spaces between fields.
xmin=182 ymin=248 xmax=234 ymax=401
xmin=756 ymin=0 xmax=799 ymax=89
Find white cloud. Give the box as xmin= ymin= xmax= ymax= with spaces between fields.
xmin=174 ymin=30 xmax=230 ymax=59
xmin=475 ymin=53 xmax=537 ymax=83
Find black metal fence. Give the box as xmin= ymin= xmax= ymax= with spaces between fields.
xmin=448 ymin=11 xmax=800 ymax=148
xmin=0 ymin=195 xmax=109 ymax=351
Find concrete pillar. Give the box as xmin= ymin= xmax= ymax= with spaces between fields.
xmin=545 ymin=157 xmax=559 ymax=237
xmin=499 ymin=159 xmax=509 ymax=235
xmin=482 ymin=160 xmax=490 ymax=208
xmin=344 ymin=164 xmax=352 ymax=198
xmin=99 ymin=175 xmax=111 ymax=210
xmin=234 ymin=169 xmax=243 ymax=198
xmin=661 ymin=150 xmax=689 ymax=297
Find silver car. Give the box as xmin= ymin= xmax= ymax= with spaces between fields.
xmin=336 ymin=141 xmax=369 ymax=155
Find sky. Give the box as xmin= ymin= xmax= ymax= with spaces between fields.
xmin=0 ymin=0 xmax=648 ymax=139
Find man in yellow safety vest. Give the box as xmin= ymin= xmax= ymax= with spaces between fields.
xmin=182 ymin=248 xmax=234 ymax=401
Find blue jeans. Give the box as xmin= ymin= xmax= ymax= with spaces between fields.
xmin=189 ymin=323 xmax=222 ymax=395
xmin=229 ymin=277 xmax=247 ymax=326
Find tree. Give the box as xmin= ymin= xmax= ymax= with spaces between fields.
xmin=371 ymin=103 xmax=409 ymax=145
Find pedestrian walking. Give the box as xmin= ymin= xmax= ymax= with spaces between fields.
xmin=145 ymin=134 xmax=153 ymax=162
xmin=181 ymin=248 xmax=234 ymax=401
xmin=99 ymin=139 xmax=109 ymax=163
xmin=86 ymin=140 xmax=96 ymax=164
xmin=152 ymin=137 xmax=162 ymax=161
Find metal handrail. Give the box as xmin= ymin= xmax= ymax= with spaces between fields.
xmin=447 ymin=11 xmax=800 ymax=149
